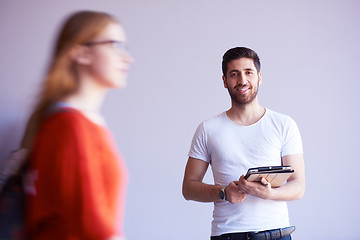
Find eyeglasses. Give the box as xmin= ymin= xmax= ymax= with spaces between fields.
xmin=85 ymin=40 xmax=128 ymax=51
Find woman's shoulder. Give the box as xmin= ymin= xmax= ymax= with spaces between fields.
xmin=41 ymin=108 xmax=94 ymax=134
xmin=47 ymin=108 xmax=84 ymax=123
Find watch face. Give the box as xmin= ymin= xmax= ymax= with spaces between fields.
xmin=219 ymin=189 xmax=225 ymax=200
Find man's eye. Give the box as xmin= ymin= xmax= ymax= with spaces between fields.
xmin=230 ymin=73 xmax=239 ymax=77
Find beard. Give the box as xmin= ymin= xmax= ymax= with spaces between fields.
xmin=226 ymin=80 xmax=260 ymax=106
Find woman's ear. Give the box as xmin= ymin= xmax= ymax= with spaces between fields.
xmin=70 ymin=45 xmax=92 ymax=65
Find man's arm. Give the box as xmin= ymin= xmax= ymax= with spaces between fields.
xmin=182 ymin=157 xmax=247 ymax=203
xmin=237 ymin=153 xmax=305 ymax=201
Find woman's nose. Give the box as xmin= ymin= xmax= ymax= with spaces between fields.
xmin=120 ymin=50 xmax=134 ymax=64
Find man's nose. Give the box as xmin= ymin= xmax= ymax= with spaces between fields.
xmin=237 ymin=73 xmax=247 ymax=85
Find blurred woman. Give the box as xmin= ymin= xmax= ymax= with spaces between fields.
xmin=21 ymin=10 xmax=132 ymax=240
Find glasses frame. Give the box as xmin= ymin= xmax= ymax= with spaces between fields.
xmin=84 ymin=40 xmax=128 ymax=51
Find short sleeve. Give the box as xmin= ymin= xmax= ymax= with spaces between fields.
xmin=188 ymin=122 xmax=211 ymax=163
xmin=281 ymin=117 xmax=303 ymax=157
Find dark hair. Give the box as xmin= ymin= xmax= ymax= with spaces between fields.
xmin=222 ymin=47 xmax=261 ymax=76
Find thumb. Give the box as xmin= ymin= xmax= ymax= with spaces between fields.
xmin=260 ymin=177 xmax=270 ymax=187
xmin=239 ymin=175 xmax=246 ymax=181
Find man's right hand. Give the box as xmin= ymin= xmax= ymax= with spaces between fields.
xmin=225 ymin=181 xmax=248 ymax=203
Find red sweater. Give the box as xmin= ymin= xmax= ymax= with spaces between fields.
xmin=26 ymin=109 xmax=128 ymax=240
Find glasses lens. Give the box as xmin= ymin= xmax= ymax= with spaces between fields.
xmin=112 ymin=41 xmax=127 ymax=51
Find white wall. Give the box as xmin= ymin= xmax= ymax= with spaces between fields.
xmin=1 ymin=0 xmax=359 ymax=239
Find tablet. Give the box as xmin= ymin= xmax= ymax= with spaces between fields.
xmin=244 ymin=166 xmax=294 ymax=187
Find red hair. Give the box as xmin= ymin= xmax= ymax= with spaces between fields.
xmin=21 ymin=11 xmax=118 ymax=150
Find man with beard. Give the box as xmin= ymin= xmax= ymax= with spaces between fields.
xmin=182 ymin=47 xmax=305 ymax=240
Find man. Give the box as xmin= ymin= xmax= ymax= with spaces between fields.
xmin=182 ymin=47 xmax=305 ymax=240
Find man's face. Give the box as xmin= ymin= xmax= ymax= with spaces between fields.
xmin=222 ymin=57 xmax=262 ymax=106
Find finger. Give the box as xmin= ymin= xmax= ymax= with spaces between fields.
xmin=260 ymin=177 xmax=269 ymax=187
xmin=241 ymin=194 xmax=248 ymax=202
xmin=239 ymin=175 xmax=246 ymax=181
xmin=233 ymin=180 xmax=241 ymax=186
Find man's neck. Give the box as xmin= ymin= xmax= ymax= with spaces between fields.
xmin=226 ymin=100 xmax=265 ymax=126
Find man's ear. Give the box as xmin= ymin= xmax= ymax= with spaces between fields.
xmin=258 ymin=72 xmax=262 ymax=86
xmin=222 ymin=75 xmax=228 ymax=88
xmin=70 ymin=45 xmax=92 ymax=65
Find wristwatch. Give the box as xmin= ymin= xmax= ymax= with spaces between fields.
xmin=219 ymin=186 xmax=227 ymax=201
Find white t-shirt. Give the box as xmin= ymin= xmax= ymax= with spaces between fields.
xmin=188 ymin=109 xmax=303 ymax=236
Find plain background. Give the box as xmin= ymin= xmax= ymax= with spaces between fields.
xmin=1 ymin=0 xmax=359 ymax=239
